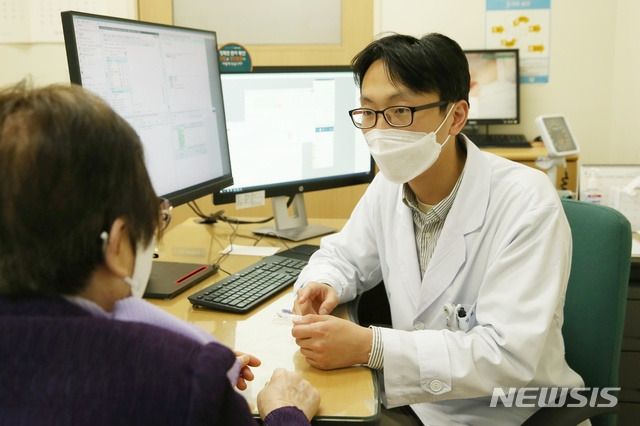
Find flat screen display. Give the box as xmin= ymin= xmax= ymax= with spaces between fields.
xmin=62 ymin=11 xmax=233 ymax=206
xmin=465 ymin=49 xmax=520 ymax=125
xmin=214 ymin=66 xmax=374 ymax=205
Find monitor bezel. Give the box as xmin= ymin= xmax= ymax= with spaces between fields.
xmin=464 ymin=48 xmax=520 ymax=126
xmin=61 ymin=10 xmax=234 ymax=207
xmin=213 ymin=65 xmax=375 ymax=206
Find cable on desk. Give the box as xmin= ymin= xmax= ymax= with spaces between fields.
xmin=187 ymin=195 xmax=313 ymax=270
xmin=187 ymin=201 xmax=225 ymax=224
xmin=209 ymin=216 xmax=241 ymax=275
xmin=188 ymin=199 xmax=275 ymax=225
xmin=560 ymin=167 xmax=569 ymax=190
xmin=219 ymin=215 xmax=274 ymax=225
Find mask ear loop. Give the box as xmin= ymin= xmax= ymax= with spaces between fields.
xmin=435 ymin=102 xmax=457 ymax=146
xmin=435 ymin=102 xmax=457 ymax=134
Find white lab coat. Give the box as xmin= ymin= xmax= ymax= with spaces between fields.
xmin=295 ymin=136 xmax=584 ymax=425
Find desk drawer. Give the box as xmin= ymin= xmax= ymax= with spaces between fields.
xmin=623 ymin=337 xmax=640 ymax=351
xmin=620 ymin=351 xmax=640 ymax=402
xmin=625 ymin=300 xmax=640 ymax=337
xmin=629 ymin=282 xmax=640 ymax=300
xmin=619 ymin=402 xmax=640 ymax=426
xmin=621 ymin=387 xmax=640 ymax=403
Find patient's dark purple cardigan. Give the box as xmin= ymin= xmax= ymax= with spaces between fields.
xmin=0 ymin=297 xmax=309 ymax=426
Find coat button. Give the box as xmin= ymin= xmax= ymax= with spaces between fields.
xmin=429 ymin=379 xmax=443 ymax=392
xmin=413 ymin=321 xmax=425 ymax=330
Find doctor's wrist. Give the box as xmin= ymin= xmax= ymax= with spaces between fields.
xmin=366 ymin=326 xmax=384 ymax=370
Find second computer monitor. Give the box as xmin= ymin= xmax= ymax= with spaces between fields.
xmin=465 ymin=49 xmax=520 ymax=126
xmin=215 ymin=66 xmax=374 ymax=241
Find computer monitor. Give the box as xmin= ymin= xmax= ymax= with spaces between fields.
xmin=464 ymin=49 xmax=520 ymax=126
xmin=215 ymin=66 xmax=375 ymax=241
xmin=61 ymin=11 xmax=233 ymax=298
xmin=61 ymin=11 xmax=233 ymax=207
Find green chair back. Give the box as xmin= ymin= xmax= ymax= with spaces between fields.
xmin=560 ymin=199 xmax=632 ymax=426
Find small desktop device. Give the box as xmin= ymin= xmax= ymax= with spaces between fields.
xmin=535 ymin=114 xmax=580 ymax=157
xmin=62 ymin=11 xmax=233 ymax=298
xmin=215 ymin=66 xmax=375 ymax=241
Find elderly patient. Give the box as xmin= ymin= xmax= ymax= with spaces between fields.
xmin=0 ymin=83 xmax=319 ymax=425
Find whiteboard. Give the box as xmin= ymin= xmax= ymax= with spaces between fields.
xmin=173 ymin=0 xmax=341 ymax=45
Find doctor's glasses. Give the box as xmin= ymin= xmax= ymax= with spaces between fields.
xmin=348 ymin=100 xmax=449 ymax=129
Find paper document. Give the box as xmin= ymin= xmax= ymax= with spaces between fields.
xmin=219 ymin=244 xmax=280 ymax=257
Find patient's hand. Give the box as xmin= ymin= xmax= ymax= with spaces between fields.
xmin=234 ymin=350 xmax=261 ymax=390
xmin=257 ymin=368 xmax=320 ymax=421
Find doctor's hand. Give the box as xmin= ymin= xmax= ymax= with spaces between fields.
xmin=293 ymin=281 xmax=339 ymax=315
xmin=291 ymin=315 xmax=372 ymax=370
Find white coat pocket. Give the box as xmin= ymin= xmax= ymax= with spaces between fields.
xmin=454 ymin=302 xmax=477 ymax=332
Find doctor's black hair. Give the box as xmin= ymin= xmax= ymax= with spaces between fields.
xmin=351 ymin=33 xmax=470 ymax=113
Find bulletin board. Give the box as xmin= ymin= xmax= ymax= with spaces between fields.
xmin=173 ymin=0 xmax=341 ymax=46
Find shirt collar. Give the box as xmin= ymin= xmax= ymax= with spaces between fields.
xmin=62 ymin=295 xmax=112 ymax=318
xmin=402 ymin=165 xmax=466 ymax=222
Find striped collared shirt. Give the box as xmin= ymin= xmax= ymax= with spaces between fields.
xmin=402 ymin=167 xmax=465 ymax=277
xmin=366 ymin=167 xmax=466 ymax=371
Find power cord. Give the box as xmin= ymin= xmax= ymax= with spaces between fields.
xmin=187 ymin=201 xmax=224 ymax=224
xmin=560 ymin=167 xmax=569 ymax=191
xmin=187 ymin=200 xmax=274 ymax=225
xmin=186 ymin=198 xmax=310 ymax=270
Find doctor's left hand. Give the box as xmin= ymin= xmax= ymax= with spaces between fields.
xmin=291 ymin=315 xmax=372 ymax=370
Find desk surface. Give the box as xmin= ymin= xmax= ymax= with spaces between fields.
xmin=481 ymin=142 xmax=579 ymax=161
xmin=149 ymin=217 xmax=378 ymax=422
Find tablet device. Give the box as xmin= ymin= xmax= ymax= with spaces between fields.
xmin=535 ymin=115 xmax=580 ymax=157
xmin=144 ymin=262 xmax=218 ymax=299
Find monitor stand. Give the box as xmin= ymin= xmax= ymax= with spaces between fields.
xmin=252 ymin=194 xmax=336 ymax=242
xmin=535 ymin=155 xmax=566 ymax=187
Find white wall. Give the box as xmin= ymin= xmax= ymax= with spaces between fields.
xmin=610 ymin=0 xmax=640 ymax=164
xmin=0 ymin=44 xmax=70 ymax=86
xmin=376 ymin=0 xmax=636 ymax=165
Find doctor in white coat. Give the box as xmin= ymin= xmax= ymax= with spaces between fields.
xmin=291 ymin=33 xmax=583 ymax=425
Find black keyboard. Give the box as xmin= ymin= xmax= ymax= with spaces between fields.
xmin=188 ymin=244 xmax=319 ymax=313
xmin=470 ymin=133 xmax=531 ymax=148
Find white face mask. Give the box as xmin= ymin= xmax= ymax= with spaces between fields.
xmin=364 ymin=103 xmax=456 ymax=184
xmin=100 ymin=231 xmax=155 ymax=298
xmin=124 ymin=237 xmax=155 ymax=298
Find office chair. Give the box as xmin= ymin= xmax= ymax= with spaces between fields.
xmin=523 ymin=199 xmax=631 ymax=426
xmin=353 ymin=199 xmax=632 ymax=426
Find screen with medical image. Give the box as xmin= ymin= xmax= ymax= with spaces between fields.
xmin=215 ymin=67 xmax=373 ymax=203
xmin=63 ymin=12 xmax=232 ymax=206
xmin=465 ymin=49 xmax=520 ymax=125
